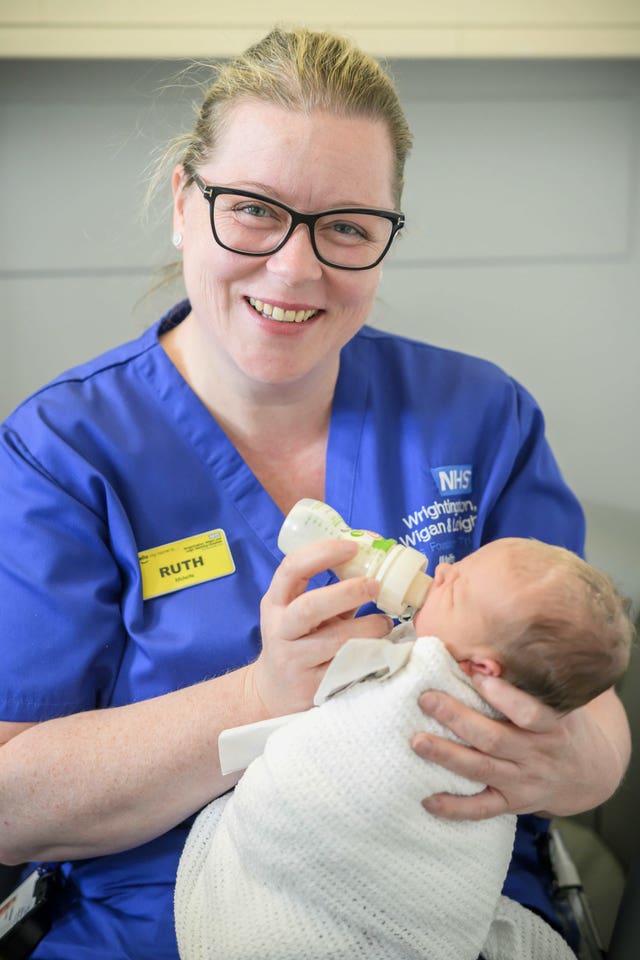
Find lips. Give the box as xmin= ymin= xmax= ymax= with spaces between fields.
xmin=247 ymin=297 xmax=318 ymax=323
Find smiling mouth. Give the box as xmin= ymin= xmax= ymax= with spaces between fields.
xmin=247 ymin=297 xmax=319 ymax=323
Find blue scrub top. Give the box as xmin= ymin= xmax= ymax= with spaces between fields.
xmin=0 ymin=301 xmax=585 ymax=958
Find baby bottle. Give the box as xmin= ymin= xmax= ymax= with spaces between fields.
xmin=277 ymin=498 xmax=432 ymax=619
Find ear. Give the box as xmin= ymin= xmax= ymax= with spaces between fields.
xmin=172 ymin=164 xmax=189 ymax=236
xmin=467 ymin=656 xmax=502 ymax=678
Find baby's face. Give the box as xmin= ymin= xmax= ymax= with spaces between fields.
xmin=413 ymin=540 xmax=521 ymax=667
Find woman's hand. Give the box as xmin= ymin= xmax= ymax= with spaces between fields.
xmin=412 ymin=676 xmax=630 ymax=820
xmin=248 ymin=539 xmax=392 ymax=717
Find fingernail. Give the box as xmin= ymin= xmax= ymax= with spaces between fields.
xmin=419 ymin=692 xmax=438 ymax=712
xmin=365 ymin=578 xmax=380 ymax=599
xmin=411 ymin=733 xmax=431 ymax=754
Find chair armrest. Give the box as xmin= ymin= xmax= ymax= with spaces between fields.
xmin=607 ymin=858 xmax=640 ymax=960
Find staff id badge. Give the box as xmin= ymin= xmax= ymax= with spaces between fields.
xmin=138 ymin=529 xmax=236 ymax=600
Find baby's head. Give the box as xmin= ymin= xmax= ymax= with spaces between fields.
xmin=413 ymin=538 xmax=634 ymax=714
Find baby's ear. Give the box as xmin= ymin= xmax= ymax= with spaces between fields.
xmin=468 ymin=656 xmax=502 ymax=678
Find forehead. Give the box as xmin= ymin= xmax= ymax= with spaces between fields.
xmin=462 ymin=539 xmax=517 ymax=576
xmin=460 ymin=541 xmax=531 ymax=613
xmin=202 ymin=100 xmax=396 ymax=210
xmin=470 ymin=539 xmax=567 ymax=622
xmin=470 ymin=538 xmax=541 ymax=573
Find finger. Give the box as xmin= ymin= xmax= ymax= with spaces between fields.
xmin=345 ymin=612 xmax=393 ymax=639
xmin=267 ymin=540 xmax=360 ymax=605
xmin=279 ymin=577 xmax=380 ymax=640
xmin=287 ymin=610 xmax=394 ymax=670
xmin=304 ymin=610 xmax=393 ymax=657
xmin=471 ymin=674 xmax=560 ymax=734
xmin=421 ymin=787 xmax=510 ymax=822
xmin=411 ymin=729 xmax=516 ymax=785
xmin=288 ymin=619 xmax=378 ymax=669
xmin=417 ymin=691 xmax=522 ymax=762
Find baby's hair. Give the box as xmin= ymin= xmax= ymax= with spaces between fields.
xmin=498 ymin=540 xmax=634 ymax=714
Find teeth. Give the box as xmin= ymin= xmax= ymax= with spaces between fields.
xmin=249 ymin=298 xmax=317 ymax=323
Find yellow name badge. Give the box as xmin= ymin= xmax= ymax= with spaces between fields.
xmin=138 ymin=529 xmax=236 ymax=600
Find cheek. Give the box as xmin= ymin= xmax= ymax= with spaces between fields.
xmin=333 ymin=271 xmax=380 ymax=320
xmin=183 ymin=242 xmax=252 ymax=300
xmin=413 ymin=601 xmax=434 ymax=637
xmin=413 ymin=588 xmax=450 ymax=640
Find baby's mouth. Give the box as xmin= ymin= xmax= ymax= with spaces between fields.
xmin=247 ymin=297 xmax=319 ymax=323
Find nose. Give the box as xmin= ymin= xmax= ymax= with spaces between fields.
xmin=265 ymin=223 xmax=323 ymax=283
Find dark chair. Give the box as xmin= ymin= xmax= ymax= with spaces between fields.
xmin=549 ymin=609 xmax=640 ymax=960
xmin=607 ymin=857 xmax=640 ymax=959
xmin=0 ymin=863 xmax=24 ymax=901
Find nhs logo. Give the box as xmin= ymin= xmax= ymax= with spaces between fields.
xmin=431 ymin=464 xmax=473 ymax=496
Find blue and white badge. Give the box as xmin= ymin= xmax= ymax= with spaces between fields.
xmin=430 ymin=465 xmax=473 ymax=496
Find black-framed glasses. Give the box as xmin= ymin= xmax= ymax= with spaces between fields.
xmin=192 ymin=175 xmax=405 ymax=271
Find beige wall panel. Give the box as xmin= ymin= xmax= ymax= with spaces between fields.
xmin=4 ymin=0 xmax=640 ymax=26
xmin=2 ymin=1 xmax=640 ymax=58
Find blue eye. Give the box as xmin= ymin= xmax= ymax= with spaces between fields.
xmin=335 ymin=222 xmax=362 ymax=236
xmin=232 ymin=201 xmax=288 ymax=227
xmin=236 ymin=203 xmax=269 ymax=217
xmin=332 ymin=222 xmax=368 ymax=240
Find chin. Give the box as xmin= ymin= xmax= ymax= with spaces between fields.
xmin=238 ymin=356 xmax=313 ymax=388
xmin=238 ymin=340 xmax=335 ymax=388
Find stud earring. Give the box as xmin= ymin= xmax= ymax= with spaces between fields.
xmin=172 ymin=232 xmax=183 ymax=248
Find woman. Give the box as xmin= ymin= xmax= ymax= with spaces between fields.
xmin=0 ymin=27 xmax=629 ymax=960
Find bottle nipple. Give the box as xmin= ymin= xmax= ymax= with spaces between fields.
xmin=404 ymin=570 xmax=433 ymax=612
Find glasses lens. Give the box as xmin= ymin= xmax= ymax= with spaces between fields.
xmin=213 ymin=194 xmax=290 ymax=254
xmin=314 ymin=212 xmax=394 ymax=268
xmin=212 ymin=192 xmax=397 ymax=268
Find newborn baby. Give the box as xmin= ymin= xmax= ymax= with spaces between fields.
xmin=175 ymin=538 xmax=631 ymax=960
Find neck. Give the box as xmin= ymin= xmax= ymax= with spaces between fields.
xmin=167 ymin=324 xmax=335 ymax=438
xmin=160 ymin=313 xmax=337 ymax=512
xmin=219 ymin=378 xmax=334 ymax=453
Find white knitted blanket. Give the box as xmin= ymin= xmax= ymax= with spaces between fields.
xmin=175 ymin=637 xmax=576 ymax=960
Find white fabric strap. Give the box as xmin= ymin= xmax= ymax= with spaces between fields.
xmin=313 ymin=636 xmax=414 ymax=704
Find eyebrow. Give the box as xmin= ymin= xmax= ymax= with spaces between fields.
xmin=221 ymin=181 xmax=379 ymax=211
xmin=226 ymin=180 xmax=277 ymax=195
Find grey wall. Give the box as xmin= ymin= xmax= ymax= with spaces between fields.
xmin=2 ymin=57 xmax=639 ymax=603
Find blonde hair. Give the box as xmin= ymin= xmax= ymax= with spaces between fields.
xmin=498 ymin=541 xmax=634 ymax=714
xmin=167 ymin=26 xmax=412 ymax=208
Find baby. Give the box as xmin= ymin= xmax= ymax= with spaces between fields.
xmin=412 ymin=536 xmax=631 ymax=715
xmin=175 ymin=538 xmax=633 ymax=960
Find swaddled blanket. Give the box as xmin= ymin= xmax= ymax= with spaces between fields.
xmin=175 ymin=636 xmax=576 ymax=960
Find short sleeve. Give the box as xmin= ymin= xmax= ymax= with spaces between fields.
xmin=0 ymin=425 xmax=128 ymax=721
xmin=481 ymin=380 xmax=585 ymax=555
